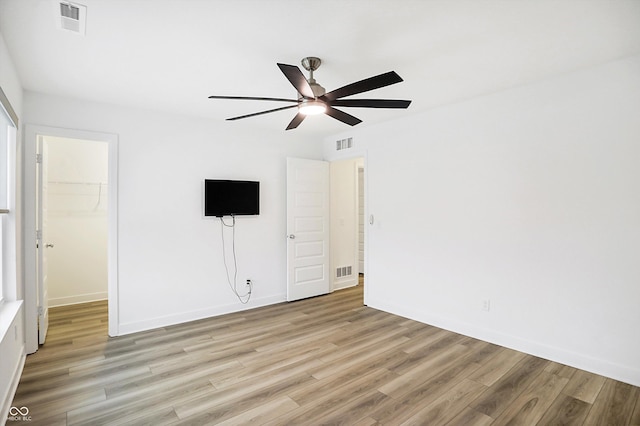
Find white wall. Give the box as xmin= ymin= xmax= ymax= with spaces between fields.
xmin=0 ymin=31 xmax=25 ymax=423
xmin=45 ymin=136 xmax=109 ymax=306
xmin=0 ymin=34 xmax=22 ymax=118
xmin=23 ymin=92 xmax=324 ymax=334
xmin=324 ymin=54 xmax=640 ymax=387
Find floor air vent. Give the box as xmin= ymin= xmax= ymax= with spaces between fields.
xmin=336 ymin=266 xmax=353 ymax=278
xmin=336 ymin=137 xmax=353 ymax=151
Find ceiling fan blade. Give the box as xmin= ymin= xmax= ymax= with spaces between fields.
xmin=323 ymin=71 xmax=404 ymax=101
xmin=286 ymin=113 xmax=306 ymax=130
xmin=209 ymin=95 xmax=298 ymax=103
xmin=325 ymin=106 xmax=362 ymax=126
xmin=329 ymin=99 xmax=412 ymax=109
xmin=226 ymin=104 xmax=298 ymax=121
xmin=277 ymin=63 xmax=315 ymax=99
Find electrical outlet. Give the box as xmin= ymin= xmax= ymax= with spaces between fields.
xmin=246 ymin=279 xmax=252 ymax=286
xmin=482 ymin=299 xmax=491 ymax=312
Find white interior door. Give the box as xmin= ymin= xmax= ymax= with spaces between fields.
xmin=37 ymin=137 xmax=50 ymax=344
xmin=286 ymin=158 xmax=330 ymax=301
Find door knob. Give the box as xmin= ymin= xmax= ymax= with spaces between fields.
xmin=45 ymin=243 xmax=54 ymax=248
xmin=288 ymin=234 xmax=296 ymax=239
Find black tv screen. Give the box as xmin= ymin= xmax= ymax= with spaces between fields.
xmin=204 ymin=180 xmax=260 ymax=217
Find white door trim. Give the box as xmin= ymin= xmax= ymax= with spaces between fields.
xmin=24 ymin=125 xmax=119 ymax=353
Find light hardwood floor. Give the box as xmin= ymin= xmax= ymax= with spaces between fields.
xmin=11 ymin=284 xmax=640 ymax=425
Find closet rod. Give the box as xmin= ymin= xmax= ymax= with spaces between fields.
xmin=48 ymin=181 xmax=107 ymax=186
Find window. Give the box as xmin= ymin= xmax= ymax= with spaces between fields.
xmin=0 ymin=106 xmax=10 ymax=211
xmin=0 ymin=86 xmax=17 ymax=303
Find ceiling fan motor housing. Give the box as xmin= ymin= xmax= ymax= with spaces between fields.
xmin=309 ymin=82 xmax=326 ymax=97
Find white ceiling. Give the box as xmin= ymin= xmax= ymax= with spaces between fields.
xmin=2 ymin=0 xmax=640 ymax=137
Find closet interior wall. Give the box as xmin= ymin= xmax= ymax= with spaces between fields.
xmin=44 ymin=136 xmax=109 ymax=307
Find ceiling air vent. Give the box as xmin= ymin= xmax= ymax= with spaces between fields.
xmin=56 ymin=1 xmax=87 ymax=35
xmin=336 ymin=137 xmax=353 ymax=151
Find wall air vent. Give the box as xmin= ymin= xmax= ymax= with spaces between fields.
xmin=336 ymin=266 xmax=353 ymax=278
xmin=60 ymin=2 xmax=79 ymax=20
xmin=56 ymin=1 xmax=87 ymax=35
xmin=336 ymin=137 xmax=353 ymax=151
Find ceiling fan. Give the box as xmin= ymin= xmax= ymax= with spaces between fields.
xmin=208 ymin=57 xmax=412 ymax=130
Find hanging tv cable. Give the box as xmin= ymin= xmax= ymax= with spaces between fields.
xmin=220 ymin=215 xmax=252 ymax=304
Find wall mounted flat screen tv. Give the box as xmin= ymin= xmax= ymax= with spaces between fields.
xmin=204 ymin=179 xmax=260 ymax=217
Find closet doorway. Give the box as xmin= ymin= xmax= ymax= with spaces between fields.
xmin=43 ymin=136 xmax=109 ymax=308
xmin=24 ymin=125 xmax=118 ymax=353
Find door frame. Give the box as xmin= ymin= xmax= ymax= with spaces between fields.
xmin=24 ymin=125 xmax=119 ymax=353
xmin=356 ymin=162 xmax=365 ymax=276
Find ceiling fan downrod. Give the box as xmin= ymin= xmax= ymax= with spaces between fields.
xmin=301 ymin=57 xmax=325 ymax=98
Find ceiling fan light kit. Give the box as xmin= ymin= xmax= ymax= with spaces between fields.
xmin=299 ymin=99 xmax=326 ymax=115
xmin=209 ymin=56 xmax=412 ymax=130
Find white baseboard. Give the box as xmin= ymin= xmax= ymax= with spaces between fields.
xmin=49 ymin=292 xmax=108 ymax=307
xmin=117 ymin=293 xmax=286 ymax=336
xmin=333 ymin=277 xmax=358 ymax=291
xmin=368 ymin=296 xmax=640 ymax=388
xmin=333 ymin=282 xmax=359 ymax=292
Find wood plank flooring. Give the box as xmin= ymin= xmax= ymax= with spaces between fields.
xmin=11 ymin=284 xmax=640 ymax=425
